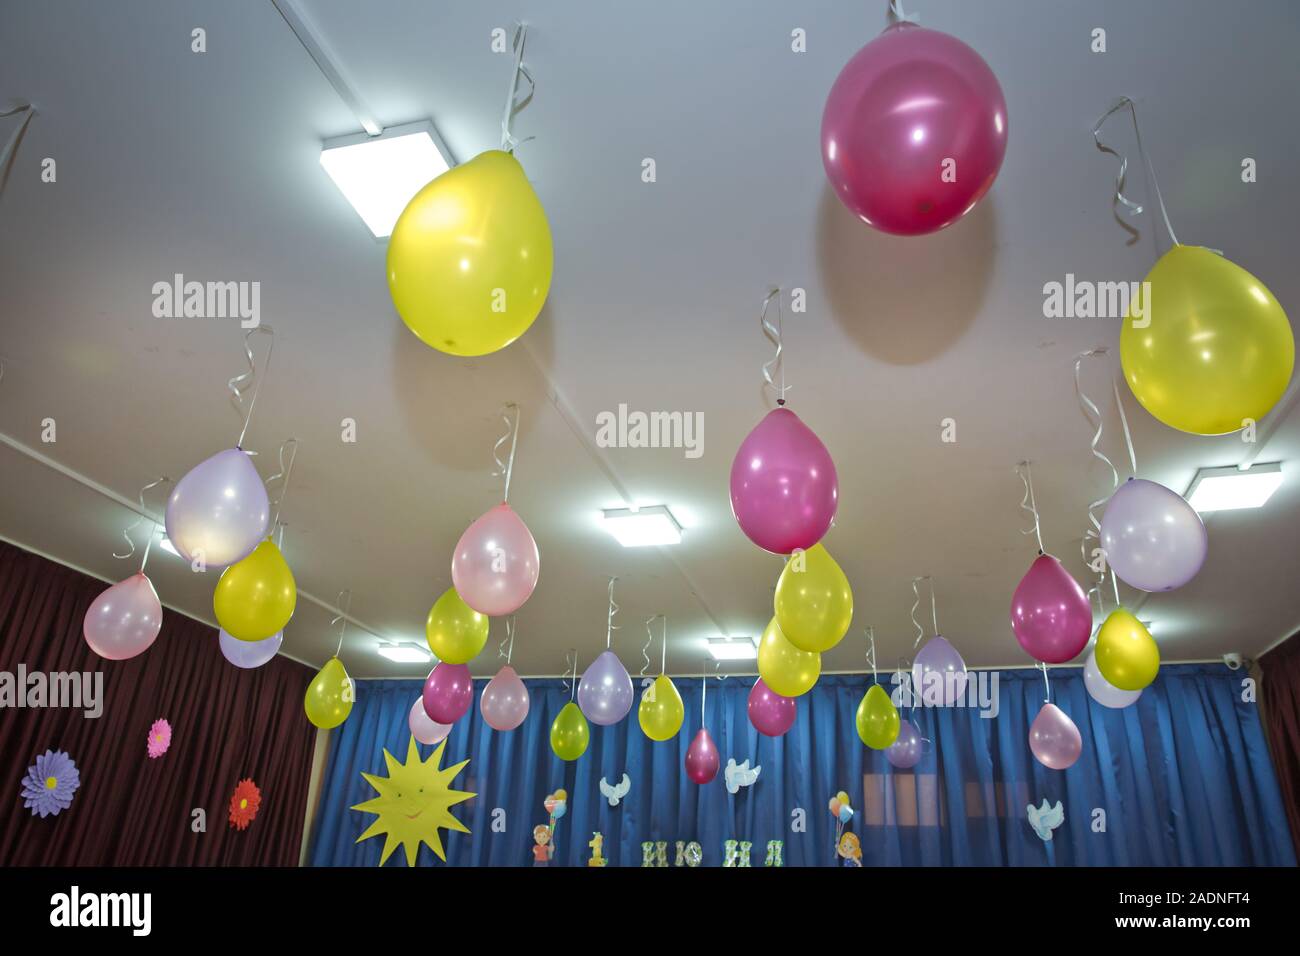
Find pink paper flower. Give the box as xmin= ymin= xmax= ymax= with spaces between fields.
xmin=147 ymin=718 xmax=172 ymax=759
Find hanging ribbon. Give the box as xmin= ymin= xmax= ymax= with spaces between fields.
xmin=112 ymin=477 xmax=171 ymax=574
xmin=910 ymin=578 xmax=925 ymax=649
xmin=491 ymin=403 xmax=521 ymax=503
xmin=500 ymin=23 xmax=536 ymax=153
xmin=1016 ymin=461 xmax=1045 ymax=552
xmin=1113 ymin=377 xmax=1138 ymax=477
xmin=563 ymin=649 xmax=577 ymax=699
xmin=330 ymin=590 xmax=353 ymax=658
xmin=1074 ymin=349 xmax=1120 ymax=564
xmin=888 ymin=1 xmax=921 ymax=24
xmin=227 ymin=326 xmax=276 ymax=449
xmin=759 ymin=287 xmax=790 ymax=406
xmin=1091 ymin=96 xmax=1180 ymax=247
xmin=266 ymin=438 xmax=299 ymax=529
xmin=865 ymin=626 xmax=878 ymax=683
xmin=498 ymin=616 xmax=517 ymax=664
xmin=0 ymin=101 xmax=35 ymax=197
xmin=1039 ymin=661 xmax=1052 ymax=704
xmin=604 ymin=576 xmax=620 ymax=648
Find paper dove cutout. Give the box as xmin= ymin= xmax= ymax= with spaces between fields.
xmin=1026 ymin=799 xmax=1064 ymax=841
xmin=599 ymin=773 xmax=631 ymax=807
xmin=724 ymin=758 xmax=761 ymax=794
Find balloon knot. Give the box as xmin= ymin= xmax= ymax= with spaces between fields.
xmin=776 ymin=399 xmax=786 ymax=406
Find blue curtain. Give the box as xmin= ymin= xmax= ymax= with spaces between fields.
xmin=307 ymin=664 xmax=1295 ymax=867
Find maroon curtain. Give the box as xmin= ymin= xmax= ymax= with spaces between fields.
xmin=1260 ymin=632 xmax=1300 ymax=856
xmin=0 ymin=540 xmax=317 ymax=865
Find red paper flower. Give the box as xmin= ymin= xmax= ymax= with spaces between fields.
xmin=228 ymin=778 xmax=262 ymax=830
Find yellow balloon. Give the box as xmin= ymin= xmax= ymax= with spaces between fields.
xmin=1121 ymin=244 xmax=1294 ymax=435
xmin=425 ymin=587 xmax=489 ymax=664
xmin=305 ymin=656 xmax=354 ymax=729
xmin=387 ymin=149 xmax=554 ymax=357
xmin=774 ymin=543 xmax=854 ymax=653
xmin=757 ymin=616 xmax=821 ymax=697
xmin=550 ymin=701 xmax=589 ymax=761
xmin=856 ymin=684 xmax=900 ymax=749
xmin=213 ymin=538 xmax=296 ymax=642
xmin=836 ymin=790 xmax=850 ymax=807
xmin=638 ymin=674 xmax=685 ymax=741
xmin=1095 ymin=607 xmax=1160 ymax=691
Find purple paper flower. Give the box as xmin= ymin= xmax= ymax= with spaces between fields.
xmin=20 ymin=750 xmax=80 ymax=818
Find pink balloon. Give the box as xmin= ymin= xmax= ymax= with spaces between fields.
xmin=451 ymin=503 xmax=539 ymax=616
xmin=1011 ymin=554 xmax=1092 ymax=664
xmin=685 ymin=727 xmax=720 ymax=784
xmin=747 ymin=677 xmax=797 ymax=736
xmin=821 ymin=23 xmax=1007 ymax=235
xmin=1029 ymin=702 xmax=1082 ymax=770
xmin=409 ymin=696 xmax=451 ymax=745
xmin=422 ymin=662 xmax=474 ymax=724
xmin=729 ymin=408 xmax=838 ymax=554
xmin=83 ymin=573 xmax=163 ymax=660
xmin=480 ymin=664 xmax=531 ymax=731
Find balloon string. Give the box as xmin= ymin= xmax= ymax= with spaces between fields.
xmin=700 ymin=658 xmax=707 ymax=722
xmin=605 ymin=576 xmax=620 ymax=649
xmin=865 ymin=627 xmax=877 ymax=684
xmin=499 ymin=22 xmax=536 ymax=154
xmin=759 ymin=287 xmax=789 ymax=406
xmin=266 ymin=438 xmax=299 ymax=529
xmin=275 ymin=520 xmax=285 ymax=550
xmin=1113 ymin=377 xmax=1138 ymax=477
xmin=1092 ymin=96 xmax=1180 ymax=248
xmin=1040 ymin=662 xmax=1051 ymax=704
xmin=330 ymin=589 xmax=353 ymax=658
xmin=1074 ymin=349 xmax=1119 ymax=559
xmin=1 ymin=101 xmax=36 ymax=194
xmin=563 ymin=649 xmax=577 ymax=699
xmin=910 ymin=579 xmax=925 ymax=649
xmin=1111 ymin=568 xmax=1121 ymax=609
xmin=661 ymin=617 xmax=668 ymax=674
xmin=639 ymin=616 xmax=655 ymax=679
xmin=228 ymin=326 xmax=275 ymax=449
xmin=1017 ymin=461 xmax=1045 ymax=552
xmin=888 ymin=1 xmax=921 ymax=24
xmin=491 ymin=403 xmax=521 ymax=503
xmin=499 ymin=616 xmax=517 ymax=665
xmin=112 ymin=476 xmax=171 ymax=573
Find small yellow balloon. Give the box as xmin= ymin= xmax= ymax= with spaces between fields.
xmin=774 ymin=543 xmax=854 ymax=653
xmin=1121 ymin=244 xmax=1294 ymax=435
xmin=757 ymin=616 xmax=821 ymax=697
xmin=425 ymin=587 xmax=489 ymax=664
xmin=856 ymin=684 xmax=900 ymax=750
xmin=1095 ymin=607 xmax=1160 ymax=691
xmin=387 ymin=149 xmax=554 ymax=357
xmin=213 ymin=538 xmax=296 ymax=642
xmin=550 ymin=701 xmax=589 ymax=761
xmin=638 ymin=674 xmax=685 ymax=741
xmin=836 ymin=790 xmax=850 ymax=807
xmin=305 ymin=656 xmax=354 ymax=729
xmin=554 ymin=788 xmax=567 ymax=801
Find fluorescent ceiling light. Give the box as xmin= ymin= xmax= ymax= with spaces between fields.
xmin=601 ymin=505 xmax=683 ymax=547
xmin=376 ymin=642 xmax=432 ymax=664
xmin=707 ymin=637 xmax=759 ymax=661
xmin=1186 ymin=462 xmax=1283 ymax=513
xmin=319 ymin=121 xmax=453 ymax=237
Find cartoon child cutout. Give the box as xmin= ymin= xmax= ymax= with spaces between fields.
xmin=532 ymin=824 xmax=553 ymax=866
xmin=837 ymin=831 xmax=862 ymax=867
xmin=587 ymin=831 xmax=606 ymax=867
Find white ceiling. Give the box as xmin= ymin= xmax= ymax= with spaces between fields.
xmin=2 ymin=0 xmax=1298 ymax=679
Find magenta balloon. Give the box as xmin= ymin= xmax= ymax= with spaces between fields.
xmin=821 ymin=23 xmax=1008 ymax=235
xmin=1011 ymin=554 xmax=1093 ymax=664
xmin=480 ymin=664 xmax=531 ymax=731
xmin=451 ymin=503 xmax=540 ymax=616
xmin=422 ymin=662 xmax=474 ymax=724
xmin=219 ymin=627 xmax=282 ymax=669
xmin=729 ymin=408 xmax=838 ymax=554
xmin=685 ymin=727 xmax=721 ymax=784
xmin=1083 ymin=649 xmax=1142 ymax=709
xmin=83 ymin=573 xmax=163 ymax=660
xmin=165 ymin=448 xmax=269 ymax=568
xmin=747 ymin=677 xmax=798 ymax=736
xmin=577 ymin=649 xmax=634 ymax=726
xmin=912 ymin=636 xmax=968 ymax=706
xmin=887 ymin=718 xmax=923 ymax=769
xmin=1029 ymin=702 xmax=1083 ymax=770
xmin=1100 ymin=478 xmax=1207 ymax=592
xmin=409 ymin=696 xmax=452 ymax=745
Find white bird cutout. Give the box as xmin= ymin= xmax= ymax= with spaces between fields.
xmin=724 ymin=758 xmax=761 ymax=794
xmin=599 ymin=773 xmax=631 ymax=807
xmin=1026 ymin=799 xmax=1064 ymax=841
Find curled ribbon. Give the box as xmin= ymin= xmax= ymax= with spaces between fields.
xmin=889 ymin=1 xmax=921 ymax=25
xmin=562 ymin=648 xmax=577 ymax=698
xmin=491 ymin=403 xmax=521 ymax=502
xmin=227 ymin=326 xmax=275 ymax=449
xmin=266 ymin=438 xmax=299 ymax=528
xmin=604 ymin=576 xmax=620 ymax=648
xmin=1 ymin=101 xmax=36 ymax=196
xmin=330 ymin=590 xmax=353 ymax=658
xmin=1092 ymin=96 xmax=1179 ymax=247
xmin=1074 ymin=349 xmax=1119 ymax=565
xmin=500 ymin=23 xmax=536 ymax=153
xmin=498 ymin=616 xmax=516 ymax=664
xmin=1016 ymin=461 xmax=1045 ymax=552
xmin=113 ymin=477 xmax=171 ymax=573
xmin=759 ymin=287 xmax=790 ymax=405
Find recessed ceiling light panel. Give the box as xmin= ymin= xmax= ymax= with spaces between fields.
xmin=601 ymin=505 xmax=683 ymax=547
xmin=706 ymin=636 xmax=759 ymax=661
xmin=376 ymin=642 xmax=432 ymax=663
xmin=1186 ymin=462 xmax=1283 ymax=513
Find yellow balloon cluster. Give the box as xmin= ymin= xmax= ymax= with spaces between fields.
xmin=425 ymin=587 xmax=489 ymax=665
xmin=213 ymin=538 xmax=297 ymax=641
xmin=1095 ymin=607 xmax=1159 ymax=691
xmin=855 ymin=683 xmax=900 ymax=749
xmin=638 ymin=674 xmax=685 ymax=741
xmin=774 ymin=543 xmax=854 ymax=652
xmin=1121 ymin=245 xmax=1294 ymax=435
xmin=757 ymin=616 xmax=820 ymax=697
xmin=387 ymin=150 xmax=554 ymax=357
xmin=305 ymin=656 xmax=354 ymax=729
xmin=550 ymin=701 xmax=590 ymax=761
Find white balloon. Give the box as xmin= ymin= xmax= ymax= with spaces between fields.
xmin=1084 ymin=649 xmax=1142 ymax=709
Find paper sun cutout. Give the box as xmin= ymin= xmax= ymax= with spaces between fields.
xmin=147 ymin=718 xmax=172 ymax=759
xmin=351 ymin=736 xmax=474 ymax=866
xmin=20 ymin=749 xmax=80 ymax=818
xmin=228 ymin=778 xmax=262 ymax=830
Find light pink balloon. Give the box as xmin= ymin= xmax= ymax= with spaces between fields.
xmin=451 ymin=503 xmax=539 ymax=616
xmin=1011 ymin=554 xmax=1093 ymax=664
xmin=480 ymin=664 xmax=530 ymax=731
xmin=409 ymin=696 xmax=451 ymax=745
xmin=83 ymin=573 xmax=163 ymax=660
xmin=685 ymin=728 xmax=720 ymax=784
xmin=1029 ymin=702 xmax=1082 ymax=770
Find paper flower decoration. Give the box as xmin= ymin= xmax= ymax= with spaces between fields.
xmin=21 ymin=750 xmax=80 ymax=818
xmin=146 ymin=718 xmax=172 ymax=759
xmin=228 ymin=778 xmax=262 ymax=830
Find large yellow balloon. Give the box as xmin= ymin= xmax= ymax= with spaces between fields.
xmin=757 ymin=616 xmax=821 ymax=697
xmin=550 ymin=701 xmax=589 ymax=761
xmin=1121 ymin=244 xmax=1294 ymax=435
xmin=425 ymin=587 xmax=489 ymax=664
xmin=1095 ymin=607 xmax=1160 ymax=691
xmin=855 ymin=684 xmax=900 ymax=749
xmin=387 ymin=149 xmax=553 ymax=357
xmin=305 ymin=656 xmax=354 ymax=729
xmin=638 ymin=674 xmax=685 ymax=741
xmin=774 ymin=543 xmax=854 ymax=652
xmin=213 ymin=538 xmax=296 ymax=642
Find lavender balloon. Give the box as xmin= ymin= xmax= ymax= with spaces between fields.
xmin=1011 ymin=554 xmax=1092 ymax=663
xmin=451 ymin=503 xmax=540 ymax=616
xmin=165 ymin=448 xmax=269 ymax=568
xmin=480 ymin=664 xmax=531 ymax=731
xmin=887 ymin=718 xmax=923 ymax=769
xmin=1083 ymin=649 xmax=1142 ymax=709
xmin=1100 ymin=478 xmax=1207 ymax=592
xmin=748 ymin=677 xmax=797 ymax=736
xmin=912 ymin=636 xmax=968 ymax=706
xmin=83 ymin=573 xmax=163 ymax=660
xmin=577 ymin=649 xmax=634 ymax=726
xmin=219 ymin=627 xmax=281 ymax=669
xmin=409 ymin=696 xmax=451 ymax=745
xmin=1029 ymin=702 xmax=1082 ymax=770
xmin=422 ymin=662 xmax=474 ymax=724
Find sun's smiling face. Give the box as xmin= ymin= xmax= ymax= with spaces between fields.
xmin=351 ymin=736 xmax=474 ymax=866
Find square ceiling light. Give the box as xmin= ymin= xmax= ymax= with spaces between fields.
xmin=601 ymin=505 xmax=683 ymax=547
xmin=319 ymin=121 xmax=453 ymax=238
xmin=707 ymin=636 xmax=759 ymax=661
xmin=376 ymin=642 xmax=432 ymax=664
xmin=1185 ymin=462 xmax=1284 ymax=513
